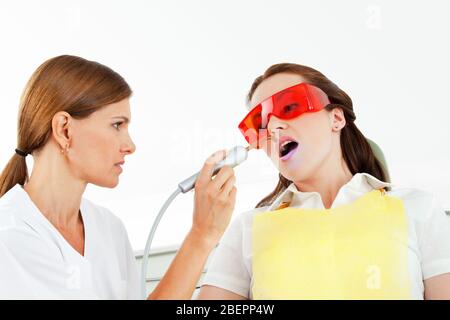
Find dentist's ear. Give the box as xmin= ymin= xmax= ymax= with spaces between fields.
xmin=330 ymin=107 xmax=346 ymax=131
xmin=51 ymin=111 xmax=72 ymax=154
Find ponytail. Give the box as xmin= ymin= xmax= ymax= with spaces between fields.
xmin=0 ymin=153 xmax=29 ymax=197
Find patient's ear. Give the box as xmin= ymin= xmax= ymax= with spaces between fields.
xmin=330 ymin=107 xmax=346 ymax=131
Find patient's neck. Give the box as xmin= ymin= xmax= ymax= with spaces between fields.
xmin=293 ymin=155 xmax=353 ymax=209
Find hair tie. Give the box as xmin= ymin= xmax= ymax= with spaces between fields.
xmin=15 ymin=148 xmax=28 ymax=157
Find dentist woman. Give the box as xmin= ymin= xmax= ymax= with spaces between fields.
xmin=0 ymin=55 xmax=236 ymax=299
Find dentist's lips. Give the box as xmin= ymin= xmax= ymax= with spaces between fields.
xmin=114 ymin=161 xmax=125 ymax=172
xmin=278 ymin=136 xmax=299 ymax=161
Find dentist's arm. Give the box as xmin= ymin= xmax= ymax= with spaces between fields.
xmin=147 ymin=151 xmax=236 ymax=300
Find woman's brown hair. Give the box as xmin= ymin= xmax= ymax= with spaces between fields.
xmin=249 ymin=63 xmax=389 ymax=208
xmin=0 ymin=55 xmax=132 ymax=197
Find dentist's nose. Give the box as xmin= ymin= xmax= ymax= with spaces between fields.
xmin=121 ymin=134 xmax=136 ymax=155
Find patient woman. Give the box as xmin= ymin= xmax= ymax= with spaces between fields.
xmin=0 ymin=55 xmax=236 ymax=299
xmin=199 ymin=63 xmax=450 ymax=300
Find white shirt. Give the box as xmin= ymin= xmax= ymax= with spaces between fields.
xmin=0 ymin=184 xmax=140 ymax=300
xmin=201 ymin=172 xmax=450 ymax=299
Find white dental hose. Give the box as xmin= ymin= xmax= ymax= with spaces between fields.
xmin=140 ymin=145 xmax=250 ymax=299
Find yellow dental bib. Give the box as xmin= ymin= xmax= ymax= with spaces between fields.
xmin=252 ymin=189 xmax=411 ymax=299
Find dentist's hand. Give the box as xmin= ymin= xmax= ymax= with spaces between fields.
xmin=149 ymin=150 xmax=236 ymax=299
xmin=191 ymin=150 xmax=237 ymax=247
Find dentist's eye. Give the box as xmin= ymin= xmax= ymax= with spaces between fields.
xmin=112 ymin=122 xmax=123 ymax=130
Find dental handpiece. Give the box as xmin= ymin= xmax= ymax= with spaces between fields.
xmin=177 ymin=145 xmax=250 ymax=193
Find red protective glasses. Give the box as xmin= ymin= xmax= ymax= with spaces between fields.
xmin=238 ymin=82 xmax=330 ymax=148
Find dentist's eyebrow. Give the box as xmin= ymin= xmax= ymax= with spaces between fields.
xmin=111 ymin=116 xmax=130 ymax=124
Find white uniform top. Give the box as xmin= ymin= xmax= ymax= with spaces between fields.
xmin=0 ymin=184 xmax=140 ymax=300
xmin=201 ymin=172 xmax=450 ymax=299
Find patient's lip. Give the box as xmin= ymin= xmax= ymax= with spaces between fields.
xmin=278 ymin=135 xmax=299 ymax=160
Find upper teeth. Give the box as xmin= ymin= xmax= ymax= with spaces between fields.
xmin=281 ymin=141 xmax=293 ymax=148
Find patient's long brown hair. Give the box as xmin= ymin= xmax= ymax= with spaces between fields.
xmin=248 ymin=63 xmax=389 ymax=208
xmin=0 ymin=55 xmax=132 ymax=197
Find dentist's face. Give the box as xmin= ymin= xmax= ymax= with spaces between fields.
xmin=250 ymin=73 xmax=337 ymax=183
xmin=68 ymin=98 xmax=136 ymax=188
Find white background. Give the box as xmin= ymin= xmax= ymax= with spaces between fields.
xmin=0 ymin=0 xmax=449 ymax=251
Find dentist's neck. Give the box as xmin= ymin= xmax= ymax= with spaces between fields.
xmin=293 ymin=142 xmax=353 ymax=209
xmin=24 ymin=143 xmax=86 ymax=229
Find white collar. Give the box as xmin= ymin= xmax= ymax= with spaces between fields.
xmin=3 ymin=184 xmax=89 ymax=261
xmin=268 ymin=172 xmax=393 ymax=211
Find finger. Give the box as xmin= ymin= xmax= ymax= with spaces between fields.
xmin=195 ymin=149 xmax=227 ymax=188
xmin=216 ymin=181 xmax=236 ymax=209
xmin=211 ymin=166 xmax=234 ymax=191
xmin=229 ymin=186 xmax=237 ymax=202
xmin=219 ymin=174 xmax=236 ymax=196
xmin=225 ymin=186 xmax=237 ymax=210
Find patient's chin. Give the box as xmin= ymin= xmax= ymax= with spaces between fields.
xmin=280 ymin=166 xmax=310 ymax=184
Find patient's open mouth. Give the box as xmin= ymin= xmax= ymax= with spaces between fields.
xmin=279 ymin=139 xmax=299 ymax=161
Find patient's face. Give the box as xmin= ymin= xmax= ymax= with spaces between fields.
xmin=250 ymin=73 xmax=341 ymax=183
